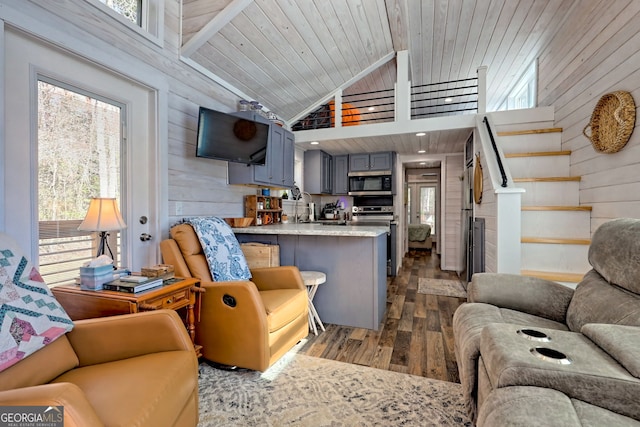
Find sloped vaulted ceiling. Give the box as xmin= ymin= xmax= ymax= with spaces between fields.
xmin=180 ymin=0 xmax=579 ymax=155
xmin=182 ymin=0 xmax=397 ymax=122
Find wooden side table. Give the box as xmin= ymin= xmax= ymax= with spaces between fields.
xmin=52 ymin=277 xmax=203 ymax=356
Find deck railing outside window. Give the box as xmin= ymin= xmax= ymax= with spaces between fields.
xmin=39 ymin=220 xmax=120 ymax=287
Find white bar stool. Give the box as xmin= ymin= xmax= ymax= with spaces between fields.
xmin=300 ymin=271 xmax=326 ymax=335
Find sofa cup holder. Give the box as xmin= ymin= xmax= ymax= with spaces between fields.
xmin=517 ymin=328 xmax=551 ymax=342
xmin=530 ymin=347 xmax=571 ymax=365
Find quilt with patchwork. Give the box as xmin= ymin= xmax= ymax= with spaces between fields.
xmin=0 ymin=233 xmax=74 ymax=372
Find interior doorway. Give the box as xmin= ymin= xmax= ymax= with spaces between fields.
xmin=406 ymin=167 xmax=440 ymax=253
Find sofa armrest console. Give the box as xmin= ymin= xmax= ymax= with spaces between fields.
xmin=479 ymin=323 xmax=640 ymax=420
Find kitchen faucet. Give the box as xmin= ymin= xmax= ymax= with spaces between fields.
xmin=294 ymin=191 xmax=312 ymax=223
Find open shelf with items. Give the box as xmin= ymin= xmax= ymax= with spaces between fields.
xmin=245 ymin=195 xmax=283 ymax=225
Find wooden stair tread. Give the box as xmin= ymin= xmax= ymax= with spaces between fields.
xmin=521 ymin=270 xmax=585 ymax=283
xmin=522 ymin=205 xmax=592 ymax=211
xmin=522 ymin=237 xmax=591 ymax=245
xmin=498 ymin=128 xmax=563 ymax=137
xmin=505 ymin=151 xmax=571 ymax=158
xmin=514 ymin=176 xmax=581 ymax=182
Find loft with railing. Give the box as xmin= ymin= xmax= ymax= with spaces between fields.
xmin=292 ymin=75 xmax=479 ymax=131
xmin=292 ymin=67 xmax=482 ymax=131
xmin=292 ymin=51 xmax=486 ymax=146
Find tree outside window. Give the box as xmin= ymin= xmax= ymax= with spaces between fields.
xmin=38 ymin=80 xmax=122 ymax=286
xmin=98 ymin=0 xmax=142 ymax=26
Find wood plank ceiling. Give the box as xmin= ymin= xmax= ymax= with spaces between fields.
xmin=181 ymin=0 xmax=579 ymax=157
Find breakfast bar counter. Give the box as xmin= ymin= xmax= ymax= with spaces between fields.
xmin=232 ymin=222 xmax=387 ymax=237
xmin=232 ymin=223 xmax=387 ymax=330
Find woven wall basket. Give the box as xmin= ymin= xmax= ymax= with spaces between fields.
xmin=583 ymin=90 xmax=636 ymax=154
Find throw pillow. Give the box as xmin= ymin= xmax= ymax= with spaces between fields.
xmin=0 ymin=233 xmax=74 ymax=372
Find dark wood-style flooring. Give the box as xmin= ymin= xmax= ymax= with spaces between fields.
xmin=299 ymin=249 xmax=466 ymax=384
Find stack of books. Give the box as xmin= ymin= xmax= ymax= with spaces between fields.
xmin=103 ymin=275 xmax=164 ymax=293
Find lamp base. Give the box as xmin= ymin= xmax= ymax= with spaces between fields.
xmin=96 ymin=231 xmax=116 ymax=269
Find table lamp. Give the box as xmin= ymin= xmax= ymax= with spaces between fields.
xmin=78 ymin=197 xmax=127 ymax=260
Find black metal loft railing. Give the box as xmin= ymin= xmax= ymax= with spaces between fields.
xmin=483 ymin=116 xmax=508 ymax=188
xmin=411 ymin=77 xmax=478 ymax=119
xmin=291 ymin=87 xmax=394 ymax=131
xmin=291 ymin=104 xmax=331 ymax=130
xmin=292 ymin=76 xmax=479 ymax=131
xmin=342 ymin=88 xmax=395 ymax=124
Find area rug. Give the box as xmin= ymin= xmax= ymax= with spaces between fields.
xmin=197 ymin=350 xmax=472 ymax=426
xmin=418 ymin=278 xmax=467 ymax=298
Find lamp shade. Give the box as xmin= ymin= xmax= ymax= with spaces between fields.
xmin=78 ymin=198 xmax=127 ymax=232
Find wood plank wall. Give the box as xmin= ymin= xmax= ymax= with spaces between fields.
xmin=537 ymin=1 xmax=640 ymax=232
xmin=441 ymin=154 xmax=463 ymax=271
xmin=7 ymin=0 xmax=260 ymax=236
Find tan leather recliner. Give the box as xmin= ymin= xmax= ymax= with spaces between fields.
xmin=0 ymin=309 xmax=199 ymax=427
xmin=160 ymin=223 xmax=309 ymax=371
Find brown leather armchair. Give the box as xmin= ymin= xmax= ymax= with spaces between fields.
xmin=0 ymin=309 xmax=199 ymax=427
xmin=160 ymin=223 xmax=308 ymax=371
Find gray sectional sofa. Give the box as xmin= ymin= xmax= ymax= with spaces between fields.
xmin=453 ymin=218 xmax=640 ymax=425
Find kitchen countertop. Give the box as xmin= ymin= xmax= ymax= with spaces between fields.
xmin=231 ymin=222 xmax=388 ymax=237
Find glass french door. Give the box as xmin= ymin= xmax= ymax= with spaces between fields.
xmin=3 ymin=28 xmax=159 ymax=280
xmin=37 ymin=78 xmax=125 ymax=285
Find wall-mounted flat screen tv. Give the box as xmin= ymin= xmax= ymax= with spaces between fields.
xmin=196 ymin=106 xmax=269 ymax=165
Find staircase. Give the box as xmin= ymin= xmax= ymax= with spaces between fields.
xmin=497 ymin=127 xmax=591 ymax=288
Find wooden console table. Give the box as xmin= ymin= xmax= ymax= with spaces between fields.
xmin=52 ymin=277 xmax=203 ymax=355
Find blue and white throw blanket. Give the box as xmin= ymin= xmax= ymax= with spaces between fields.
xmin=185 ymin=217 xmax=252 ymax=281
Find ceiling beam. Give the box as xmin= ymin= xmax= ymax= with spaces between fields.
xmin=181 ymin=0 xmax=254 ymax=58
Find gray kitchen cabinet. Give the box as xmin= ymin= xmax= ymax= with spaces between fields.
xmin=260 ymin=124 xmax=294 ymax=187
xmin=348 ymin=153 xmax=370 ymax=172
xmin=333 ymin=154 xmax=349 ymax=195
xmin=304 ymin=150 xmax=333 ymax=194
xmin=349 ymin=151 xmax=393 ymax=172
xmin=228 ymin=112 xmax=294 ymax=188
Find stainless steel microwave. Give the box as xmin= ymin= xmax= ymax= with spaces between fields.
xmin=348 ymin=171 xmax=393 ymax=196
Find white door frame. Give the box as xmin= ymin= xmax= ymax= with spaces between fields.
xmin=3 ymin=27 xmax=164 ymax=270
